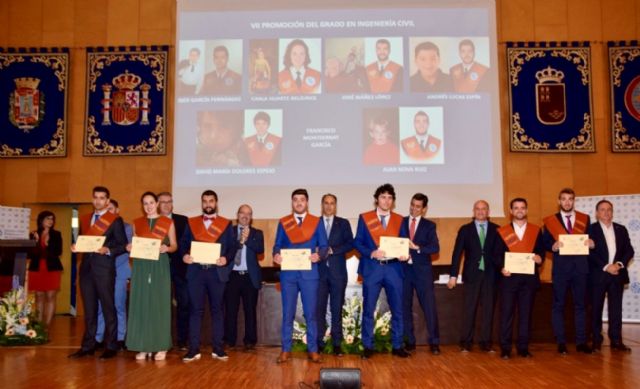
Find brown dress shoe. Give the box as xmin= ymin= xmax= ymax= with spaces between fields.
xmin=276 ymin=351 xmax=291 ymax=363
xmin=308 ymin=352 xmax=322 ymax=363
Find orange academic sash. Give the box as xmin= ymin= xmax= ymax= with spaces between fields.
xmin=280 ymin=214 xmax=320 ymax=244
xmin=401 ymin=135 xmax=442 ymax=160
xmin=361 ymin=210 xmax=403 ymax=246
xmin=188 ymin=215 xmax=230 ymax=243
xmin=366 ymin=61 xmax=402 ymax=93
xmin=134 ymin=216 xmax=172 ymax=239
xmin=497 ymin=223 xmax=540 ymax=253
xmin=542 ymin=212 xmax=589 ymax=241
xmin=245 ymin=133 xmax=281 ymax=166
xmin=80 ymin=211 xmax=117 ymax=236
xmin=278 ymin=68 xmax=321 ymax=94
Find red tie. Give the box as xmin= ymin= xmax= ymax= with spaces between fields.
xmin=410 ymin=218 xmax=416 ymax=241
xmin=203 ymin=215 xmax=215 ymax=221
xmin=565 ymin=215 xmax=573 ymax=234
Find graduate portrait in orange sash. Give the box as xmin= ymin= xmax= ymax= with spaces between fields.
xmin=278 ymin=39 xmax=321 ymax=95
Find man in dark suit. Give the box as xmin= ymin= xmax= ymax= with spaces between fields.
xmin=448 ymin=200 xmax=500 ymax=352
xmin=69 ymin=186 xmax=127 ymax=360
xmin=158 ymin=192 xmax=190 ymax=350
xmin=543 ymin=188 xmax=595 ymax=354
xmin=589 ymin=200 xmax=635 ymax=352
xmin=317 ymin=194 xmax=354 ymax=356
xmin=180 ymin=190 xmax=239 ymax=362
xmin=224 ymin=204 xmax=264 ymax=350
xmin=200 ymin=45 xmax=242 ymax=95
xmin=494 ymin=198 xmax=546 ymax=359
xmin=401 ymin=193 xmax=441 ymax=355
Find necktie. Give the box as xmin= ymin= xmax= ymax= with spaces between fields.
xmin=478 ymin=224 xmax=486 ymax=271
xmin=565 ymin=215 xmax=573 ymax=233
xmin=409 ymin=217 xmax=416 ymax=241
xmin=297 ymin=216 xmax=303 ymax=226
xmin=325 ymin=218 xmax=331 ymax=237
xmin=234 ymin=227 xmax=243 ymax=266
xmin=92 ymin=213 xmax=100 ymax=225
xmin=295 ymin=71 xmax=302 ymax=88
xmin=190 ymin=65 xmax=194 ymax=73
xmin=380 ymin=215 xmax=387 ymax=229
xmin=379 ymin=64 xmax=384 ymax=75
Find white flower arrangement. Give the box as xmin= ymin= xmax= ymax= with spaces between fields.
xmin=0 ymin=287 xmax=47 ymax=346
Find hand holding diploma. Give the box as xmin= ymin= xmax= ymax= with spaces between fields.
xmin=558 ymin=234 xmax=590 ymax=255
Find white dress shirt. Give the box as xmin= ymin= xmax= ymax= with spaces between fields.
xmin=513 ymin=222 xmax=527 ymax=241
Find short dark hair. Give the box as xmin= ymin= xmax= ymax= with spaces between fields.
xmin=283 ymin=39 xmax=311 ymax=68
xmin=36 ymin=211 xmax=56 ymax=233
xmin=374 ymin=183 xmax=396 ymax=202
xmin=414 ymin=110 xmax=430 ymax=123
xmin=213 ymin=45 xmax=229 ymax=58
xmin=411 ymin=193 xmax=429 ymax=207
xmin=458 ymin=39 xmax=475 ymax=51
xmin=157 ymin=192 xmax=172 ymax=198
xmin=322 ymin=193 xmax=337 ymax=203
xmin=291 ymin=188 xmax=309 ymax=200
xmin=140 ymin=191 xmax=158 ymax=203
xmin=201 ymin=190 xmax=218 ymax=201
xmin=376 ymin=38 xmax=390 ymax=48
xmin=558 ymin=188 xmax=575 ymax=198
xmin=254 ymin=111 xmax=271 ymax=125
xmin=510 ymin=197 xmax=528 ymax=209
xmin=414 ymin=41 xmax=440 ymax=58
xmin=110 ymin=199 xmax=119 ymax=208
xmin=189 ymin=47 xmax=201 ymax=56
xmin=93 ymin=186 xmax=110 ymax=198
xmin=596 ymin=199 xmax=613 ymax=211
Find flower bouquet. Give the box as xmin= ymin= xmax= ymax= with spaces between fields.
xmin=0 ymin=287 xmax=48 ymax=346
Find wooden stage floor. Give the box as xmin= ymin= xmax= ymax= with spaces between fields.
xmin=1 ymin=316 xmax=639 ymax=388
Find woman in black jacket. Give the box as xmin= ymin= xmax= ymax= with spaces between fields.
xmin=29 ymin=211 xmax=63 ymax=330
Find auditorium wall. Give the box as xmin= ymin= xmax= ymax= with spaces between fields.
xmin=1 ymin=0 xmax=639 ymax=277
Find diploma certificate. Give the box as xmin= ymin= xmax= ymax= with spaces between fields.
xmin=130 ymin=237 xmax=161 ymax=260
xmin=75 ymin=235 xmax=106 ymax=253
xmin=504 ymin=252 xmax=535 ymax=275
xmin=559 ymin=234 xmax=589 ymax=255
xmin=280 ymin=249 xmax=312 ymax=270
xmin=190 ymin=242 xmax=221 ymax=264
xmin=379 ymin=236 xmax=410 ymax=259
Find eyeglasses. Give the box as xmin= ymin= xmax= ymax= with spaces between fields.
xmin=159 ymin=200 xmax=173 ymax=204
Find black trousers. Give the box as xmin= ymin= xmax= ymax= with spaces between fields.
xmin=460 ymin=272 xmax=497 ymax=346
xmin=79 ymin=256 xmax=117 ymax=351
xmin=499 ymin=275 xmax=536 ymax=352
xmin=223 ymin=271 xmax=259 ymax=346
xmin=317 ymin=274 xmax=347 ymax=347
xmin=171 ymin=270 xmax=190 ymax=346
xmin=591 ymin=275 xmax=624 ymax=344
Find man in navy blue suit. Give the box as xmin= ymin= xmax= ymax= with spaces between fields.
xmin=589 ymin=200 xmax=635 ymax=352
xmin=401 ymin=193 xmax=441 ymax=354
xmin=354 ymin=183 xmax=410 ymax=359
xmin=317 ymin=194 xmax=354 ymax=356
xmin=448 ymin=200 xmax=500 ymax=353
xmin=273 ymin=189 xmax=328 ymax=364
xmin=543 ymin=188 xmax=594 ymax=355
xmin=224 ymin=204 xmax=264 ymax=350
xmin=180 ymin=190 xmax=239 ymax=362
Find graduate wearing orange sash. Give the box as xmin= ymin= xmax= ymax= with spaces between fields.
xmin=493 ymin=198 xmax=545 ymax=360
xmin=278 ymin=39 xmax=321 ymax=95
xmin=272 ymin=189 xmax=328 ymax=364
xmin=179 ymin=190 xmax=239 ymax=362
xmin=542 ymin=188 xmax=594 ymax=355
xmin=353 ymin=184 xmax=410 ymax=359
xmin=400 ymin=110 xmax=442 ymax=163
xmin=69 ymin=186 xmax=127 ymax=360
xmin=365 ymin=38 xmax=403 ymax=93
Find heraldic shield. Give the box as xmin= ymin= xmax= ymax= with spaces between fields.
xmin=535 ymin=66 xmax=566 ymax=125
xmin=609 ymin=41 xmax=640 ymax=152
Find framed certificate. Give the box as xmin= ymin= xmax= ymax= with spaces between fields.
xmin=281 ymin=249 xmax=312 ymax=270
xmin=130 ymin=237 xmax=161 ymax=260
xmin=504 ymin=252 xmax=535 ymax=275
xmin=75 ymin=235 xmax=106 ymax=253
xmin=559 ymin=234 xmax=589 ymax=255
xmin=190 ymin=241 xmax=221 ymax=264
xmin=379 ymin=236 xmax=409 ymax=259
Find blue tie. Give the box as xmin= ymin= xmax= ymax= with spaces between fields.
xmin=380 ymin=215 xmax=387 ymax=229
xmin=92 ymin=213 xmax=100 ymax=225
xmin=297 ymin=216 xmax=303 ymax=226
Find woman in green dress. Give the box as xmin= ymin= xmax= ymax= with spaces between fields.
xmin=126 ymin=191 xmax=177 ymax=360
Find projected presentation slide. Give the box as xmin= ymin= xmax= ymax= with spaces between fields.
xmin=174 ymin=3 xmax=502 ymax=218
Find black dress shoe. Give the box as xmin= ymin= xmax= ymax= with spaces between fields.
xmin=392 ymin=348 xmax=410 ymax=358
xmin=117 ymin=341 xmax=127 ymax=351
xmin=99 ymin=349 xmax=118 ymax=360
xmin=333 ymin=345 xmax=343 ymax=356
xmin=405 ymin=343 xmax=416 ymax=351
xmin=244 ymin=343 xmax=256 ymax=351
xmin=94 ymin=341 xmax=105 ymax=350
xmin=68 ymin=349 xmax=94 ymax=359
xmin=576 ymin=344 xmax=593 ymax=354
xmin=592 ymin=342 xmax=602 ymax=352
xmin=611 ymin=342 xmax=632 ymax=352
xmin=430 ymin=345 xmax=441 ymax=355
xmin=480 ymin=344 xmax=495 ymax=353
xmin=500 ymin=350 xmax=511 ymax=360
xmin=517 ymin=349 xmax=533 ymax=358
xmin=361 ymin=348 xmax=375 ymax=359
xmin=558 ymin=344 xmax=568 ymax=355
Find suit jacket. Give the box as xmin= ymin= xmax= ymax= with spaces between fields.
xmin=354 ymin=212 xmax=408 ymax=277
xmin=231 ymin=225 xmax=265 ymax=289
xmin=200 ymin=69 xmax=242 ymax=95
xmin=115 ymin=223 xmax=133 ymax=279
xmin=29 ymin=229 xmax=63 ymax=271
xmin=493 ymin=223 xmax=546 ymax=283
xmin=80 ymin=216 xmax=128 ymax=267
xmin=400 ymin=216 xmax=439 ymax=266
xmin=588 ymin=222 xmax=635 ymax=285
xmin=318 ymin=216 xmax=354 ymax=281
xmin=450 ymin=221 xmax=500 ymax=283
xmin=272 ymin=215 xmax=329 ymax=281
xmin=169 ymin=213 xmax=189 ymax=278
xmin=543 ymin=213 xmax=591 ymax=275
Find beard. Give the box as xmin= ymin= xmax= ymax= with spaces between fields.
xmin=202 ymin=206 xmax=216 ymax=215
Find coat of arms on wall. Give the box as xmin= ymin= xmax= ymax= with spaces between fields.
xmin=608 ymin=41 xmax=640 ymax=152
xmin=84 ymin=46 xmax=168 ymax=156
xmin=0 ymin=48 xmax=69 ymax=158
